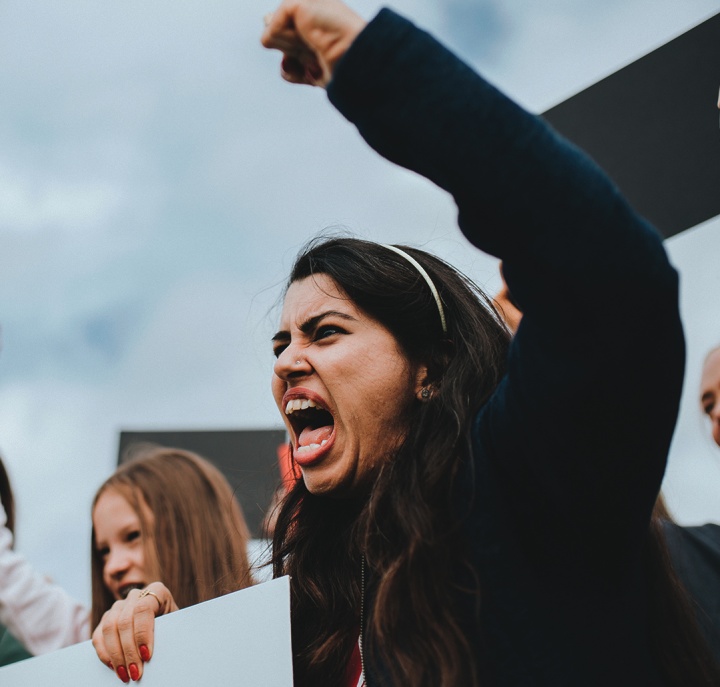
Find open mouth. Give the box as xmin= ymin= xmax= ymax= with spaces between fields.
xmin=284 ymin=395 xmax=335 ymax=461
xmin=119 ymin=582 xmax=146 ymax=599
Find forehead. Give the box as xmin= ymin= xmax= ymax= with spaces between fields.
xmin=701 ymin=349 xmax=720 ymax=389
xmin=93 ymin=488 xmax=138 ymax=531
xmin=280 ymin=274 xmax=356 ymax=325
xmin=93 ymin=485 xmax=153 ymax=532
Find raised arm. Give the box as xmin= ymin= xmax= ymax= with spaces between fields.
xmin=263 ymin=1 xmax=684 ymax=560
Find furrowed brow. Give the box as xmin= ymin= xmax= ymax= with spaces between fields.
xmin=271 ymin=330 xmax=290 ymax=344
xmin=298 ymin=311 xmax=356 ymax=335
xmin=272 ymin=311 xmax=356 ymax=343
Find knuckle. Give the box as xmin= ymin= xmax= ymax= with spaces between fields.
xmin=117 ymin=616 xmax=134 ymax=633
xmin=111 ymin=599 xmax=127 ymax=612
xmin=101 ymin=622 xmax=117 ymax=639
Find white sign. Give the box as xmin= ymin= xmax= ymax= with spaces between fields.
xmin=0 ymin=577 xmax=293 ymax=686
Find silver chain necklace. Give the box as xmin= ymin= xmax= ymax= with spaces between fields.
xmin=359 ymin=554 xmax=367 ymax=686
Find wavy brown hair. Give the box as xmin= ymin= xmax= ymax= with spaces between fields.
xmin=271 ymin=237 xmax=511 ymax=686
xmin=91 ymin=445 xmax=253 ymax=630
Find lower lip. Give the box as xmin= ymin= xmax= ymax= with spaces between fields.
xmin=293 ymin=432 xmax=335 ymax=468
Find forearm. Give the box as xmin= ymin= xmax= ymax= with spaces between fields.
xmin=0 ymin=508 xmax=89 ymax=654
xmin=327 ymin=9 xmax=675 ymax=305
xmin=327 ymin=8 xmax=684 ymax=547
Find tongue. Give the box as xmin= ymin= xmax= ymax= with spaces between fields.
xmin=298 ymin=425 xmax=333 ymax=448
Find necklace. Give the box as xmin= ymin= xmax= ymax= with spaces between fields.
xmin=359 ymin=555 xmax=367 ymax=686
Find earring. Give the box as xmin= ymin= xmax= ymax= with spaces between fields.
xmin=420 ymin=387 xmax=431 ymax=401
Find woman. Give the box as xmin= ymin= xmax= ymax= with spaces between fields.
xmin=91 ymin=445 xmax=253 ymax=681
xmin=92 ymin=1 xmax=719 ymax=684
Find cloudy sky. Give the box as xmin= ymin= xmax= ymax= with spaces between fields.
xmin=0 ymin=0 xmax=718 ymax=605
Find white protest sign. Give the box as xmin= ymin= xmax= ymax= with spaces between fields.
xmin=0 ymin=576 xmax=292 ymax=686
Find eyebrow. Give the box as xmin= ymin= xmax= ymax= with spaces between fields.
xmin=701 ymin=391 xmax=714 ymax=404
xmin=271 ymin=310 xmax=357 ymax=342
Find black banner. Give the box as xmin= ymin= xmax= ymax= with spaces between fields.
xmin=543 ymin=12 xmax=720 ymax=238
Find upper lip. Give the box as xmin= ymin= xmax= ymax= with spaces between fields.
xmin=282 ymin=387 xmax=327 ymax=408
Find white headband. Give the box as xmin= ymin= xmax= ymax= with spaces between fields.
xmin=380 ymin=244 xmax=448 ymax=334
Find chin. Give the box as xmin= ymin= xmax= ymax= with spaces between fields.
xmin=302 ymin=470 xmax=351 ymax=498
xmin=302 ymin=476 xmax=339 ymax=496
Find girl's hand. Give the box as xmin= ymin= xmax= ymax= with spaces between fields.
xmin=261 ymin=0 xmax=366 ymax=87
xmin=91 ymin=582 xmax=178 ymax=683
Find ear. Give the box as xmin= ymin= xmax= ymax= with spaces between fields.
xmin=414 ymin=363 xmax=431 ymax=401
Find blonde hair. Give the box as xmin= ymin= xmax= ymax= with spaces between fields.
xmin=91 ymin=445 xmax=252 ymax=630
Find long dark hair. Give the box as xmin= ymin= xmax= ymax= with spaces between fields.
xmin=271 ymin=237 xmax=510 ymax=685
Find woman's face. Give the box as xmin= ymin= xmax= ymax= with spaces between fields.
xmin=272 ymin=274 xmax=426 ymax=497
xmin=700 ymin=348 xmax=720 ymax=447
xmin=93 ymin=488 xmax=152 ymax=600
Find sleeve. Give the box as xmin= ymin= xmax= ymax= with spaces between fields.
xmin=0 ymin=502 xmax=90 ymax=654
xmin=327 ymin=9 xmax=684 ymax=564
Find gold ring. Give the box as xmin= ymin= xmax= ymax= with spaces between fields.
xmin=138 ymin=588 xmax=161 ymax=607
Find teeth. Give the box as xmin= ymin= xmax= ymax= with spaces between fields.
xmin=295 ymin=439 xmax=328 ymax=455
xmin=285 ymin=398 xmax=319 ymax=415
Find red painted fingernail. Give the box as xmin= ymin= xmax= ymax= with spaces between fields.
xmin=117 ymin=665 xmax=130 ymax=683
xmin=139 ymin=645 xmax=151 ymax=662
xmin=129 ymin=664 xmax=140 ymax=681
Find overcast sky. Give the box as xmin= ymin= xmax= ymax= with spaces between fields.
xmin=0 ymin=0 xmax=718 ymax=606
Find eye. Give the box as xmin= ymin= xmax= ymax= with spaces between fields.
xmin=315 ymin=324 xmax=345 ymax=341
xmin=703 ymin=402 xmax=715 ymax=416
xmin=126 ymin=530 xmax=141 ymax=543
xmin=273 ymin=342 xmax=288 ymax=358
xmin=97 ymin=546 xmax=109 ymax=560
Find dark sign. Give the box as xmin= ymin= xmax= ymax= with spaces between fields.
xmin=118 ymin=428 xmax=287 ymax=538
xmin=543 ymin=12 xmax=720 ymax=238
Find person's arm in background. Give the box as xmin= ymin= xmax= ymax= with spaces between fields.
xmin=0 ymin=500 xmax=90 ymax=654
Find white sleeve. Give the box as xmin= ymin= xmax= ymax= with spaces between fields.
xmin=0 ymin=501 xmax=90 ymax=654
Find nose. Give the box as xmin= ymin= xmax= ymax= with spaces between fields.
xmin=104 ymin=548 xmax=130 ymax=581
xmin=273 ymin=346 xmax=312 ymax=383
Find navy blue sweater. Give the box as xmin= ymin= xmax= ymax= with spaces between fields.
xmin=328 ymin=9 xmax=684 ymax=686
